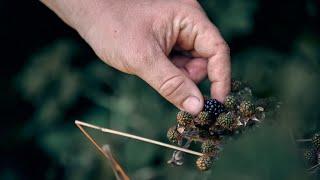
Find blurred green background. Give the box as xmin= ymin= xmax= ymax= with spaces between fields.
xmin=1 ymin=0 xmax=320 ymax=179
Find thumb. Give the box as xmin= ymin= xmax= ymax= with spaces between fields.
xmin=135 ymin=53 xmax=203 ymax=115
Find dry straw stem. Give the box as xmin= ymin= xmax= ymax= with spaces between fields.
xmin=296 ymin=139 xmax=312 ymax=142
xmin=102 ymin=145 xmax=128 ymax=180
xmin=75 ymin=121 xmax=130 ymax=180
xmin=75 ymin=120 xmax=203 ymax=156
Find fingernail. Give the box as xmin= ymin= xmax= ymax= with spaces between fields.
xmin=182 ymin=96 xmax=201 ymax=115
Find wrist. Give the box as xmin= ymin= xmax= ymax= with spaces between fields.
xmin=40 ymin=0 xmax=107 ymax=33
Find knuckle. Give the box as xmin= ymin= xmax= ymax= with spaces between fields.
xmin=159 ymin=74 xmax=186 ymax=99
xmin=214 ymin=41 xmax=230 ymax=55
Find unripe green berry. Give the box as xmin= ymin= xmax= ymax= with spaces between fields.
xmin=224 ymin=95 xmax=237 ymax=110
xmin=303 ymin=149 xmax=317 ymax=166
xmin=176 ymin=111 xmax=193 ymax=127
xmin=239 ymin=100 xmax=255 ymax=117
xmin=312 ymin=133 xmax=320 ymax=150
xmin=196 ymin=155 xmax=213 ymax=171
xmin=231 ymin=79 xmax=243 ymax=92
xmin=167 ymin=126 xmax=180 ymax=144
xmin=237 ymin=89 xmax=253 ymax=102
xmin=216 ymin=112 xmax=234 ymax=130
xmin=201 ymin=140 xmax=217 ymax=154
xmin=197 ymin=111 xmax=211 ymax=126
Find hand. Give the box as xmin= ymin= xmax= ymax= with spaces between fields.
xmin=42 ymin=0 xmax=231 ymax=115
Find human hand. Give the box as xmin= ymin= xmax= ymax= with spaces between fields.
xmin=42 ymin=0 xmax=231 ymax=115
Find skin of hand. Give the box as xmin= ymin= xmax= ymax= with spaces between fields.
xmin=41 ymin=0 xmax=231 ymax=115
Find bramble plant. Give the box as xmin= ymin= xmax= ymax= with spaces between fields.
xmin=297 ymin=133 xmax=320 ymax=173
xmin=167 ymin=79 xmax=281 ymax=171
xmin=72 ymin=78 xmax=320 ymax=178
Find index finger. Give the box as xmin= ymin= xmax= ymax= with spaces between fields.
xmin=193 ymin=19 xmax=231 ymax=102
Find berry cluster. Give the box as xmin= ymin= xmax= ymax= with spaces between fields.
xmin=299 ymin=133 xmax=320 ymax=172
xmin=166 ymin=79 xmax=280 ymax=171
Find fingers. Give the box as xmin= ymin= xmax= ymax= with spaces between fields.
xmin=171 ymin=56 xmax=207 ymax=83
xmin=174 ymin=7 xmax=231 ymax=102
xmin=135 ymin=53 xmax=204 ymax=115
xmin=192 ymin=16 xmax=231 ymax=102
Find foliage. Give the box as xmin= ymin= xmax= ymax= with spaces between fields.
xmin=4 ymin=0 xmax=320 ymax=179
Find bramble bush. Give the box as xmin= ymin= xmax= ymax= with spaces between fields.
xmin=11 ymin=0 xmax=320 ymax=179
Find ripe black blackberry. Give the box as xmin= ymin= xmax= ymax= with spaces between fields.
xmin=196 ymin=155 xmax=213 ymax=171
xmin=201 ymin=140 xmax=217 ymax=154
xmin=167 ymin=126 xmax=180 ymax=144
xmin=204 ymin=98 xmax=226 ymax=120
xmin=312 ymin=133 xmax=320 ymax=150
xmin=176 ymin=111 xmax=193 ymax=127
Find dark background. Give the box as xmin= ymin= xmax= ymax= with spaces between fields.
xmin=1 ymin=0 xmax=320 ymax=179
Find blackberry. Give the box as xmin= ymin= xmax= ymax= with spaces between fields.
xmin=167 ymin=126 xmax=180 ymax=143
xmin=303 ymin=149 xmax=317 ymax=166
xmin=224 ymin=94 xmax=237 ymax=110
xmin=231 ymin=79 xmax=243 ymax=92
xmin=237 ymin=88 xmax=253 ymax=102
xmin=239 ymin=100 xmax=255 ymax=117
xmin=196 ymin=155 xmax=213 ymax=171
xmin=312 ymin=133 xmax=320 ymax=150
xmin=176 ymin=111 xmax=193 ymax=127
xmin=201 ymin=140 xmax=217 ymax=154
xmin=216 ymin=112 xmax=234 ymax=130
xmin=204 ymin=99 xmax=226 ymax=120
xmin=196 ymin=111 xmax=211 ymax=126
